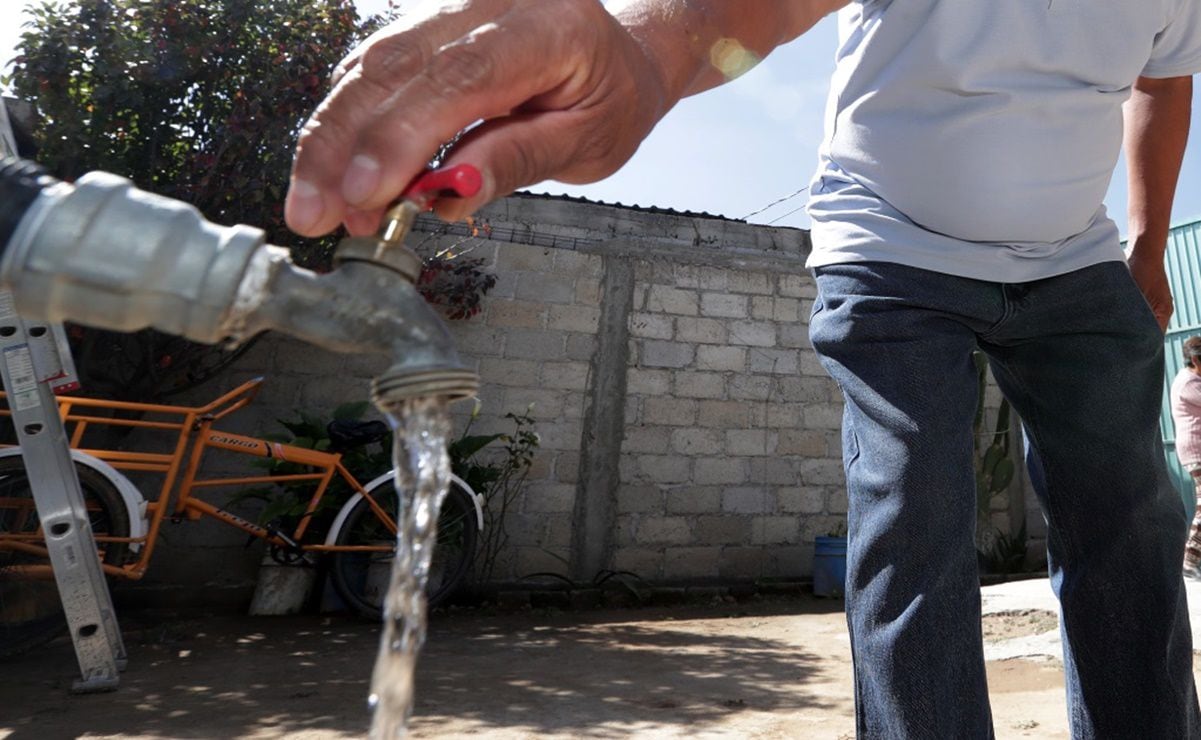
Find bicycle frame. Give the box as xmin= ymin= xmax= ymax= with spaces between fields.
xmin=0 ymin=378 xmax=398 ymax=580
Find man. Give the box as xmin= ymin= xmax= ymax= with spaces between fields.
xmin=284 ymin=1 xmax=1201 ymax=736
xmin=1173 ymin=336 xmax=1201 ymax=580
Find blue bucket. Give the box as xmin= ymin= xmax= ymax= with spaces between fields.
xmin=813 ymin=535 xmax=848 ymax=597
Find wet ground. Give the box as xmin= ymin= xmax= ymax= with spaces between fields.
xmin=0 ymin=581 xmax=1196 ymax=739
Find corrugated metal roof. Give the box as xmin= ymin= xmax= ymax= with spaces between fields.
xmin=513 ymin=188 xmax=807 ymax=229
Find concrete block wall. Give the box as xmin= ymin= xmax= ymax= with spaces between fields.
xmin=111 ymin=191 xmax=1027 ymax=603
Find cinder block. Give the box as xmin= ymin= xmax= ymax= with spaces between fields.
xmin=566 ymin=334 xmax=597 ymax=361
xmin=751 ymin=516 xmax=801 ymax=545
xmin=696 ymin=400 xmax=749 ymax=428
xmin=799 ymin=458 xmax=847 ymax=486
xmin=643 ymin=397 xmax=698 ymax=426
xmin=721 ymin=486 xmax=773 ymax=513
xmin=778 ymin=324 xmax=812 ymax=349
xmin=617 ymin=484 xmax=664 ymax=514
xmin=541 ymin=361 xmax=592 ymax=391
xmin=623 ymin=425 xmax=673 ymax=455
xmin=613 ymin=547 xmax=663 ymax=579
xmin=637 ymin=516 xmax=692 ymax=544
xmin=719 ymin=546 xmax=768 ymax=579
xmin=504 ymin=329 xmax=568 ymax=361
xmin=695 ymin=458 xmax=748 ymax=485
xmin=522 ymin=483 xmax=577 ymax=513
xmin=700 ymin=292 xmax=749 ymax=319
xmin=728 ymin=320 xmax=777 ymax=347
xmin=777 ymin=487 xmax=827 ymax=514
xmin=516 ymin=274 xmax=575 ymax=304
xmin=670 ymin=428 xmax=724 ymax=456
xmin=764 ymin=403 xmax=805 ymax=429
xmin=547 ymin=305 xmax=601 ymax=333
xmin=694 ymin=515 xmax=752 ymax=544
xmin=726 ymin=429 xmax=774 ymax=456
xmin=777 ymin=273 xmax=812 ymax=298
xmin=575 ymin=277 xmax=603 ymax=307
xmin=727 ymin=271 xmax=773 ymax=295
xmin=748 ymin=458 xmax=801 ymax=485
xmin=748 ymin=348 xmax=799 ymax=375
xmin=486 ymin=299 xmax=546 ymax=329
xmin=646 ymin=285 xmax=699 ymax=316
xmin=828 ymin=488 xmax=849 ymax=514
xmin=674 ymin=371 xmax=726 ymax=400
xmin=674 ymin=316 xmax=727 ymax=345
xmin=641 ymin=340 xmax=695 ymax=368
xmin=665 ymin=486 xmax=722 ymax=514
xmin=629 ymin=312 xmax=674 ymax=340
xmin=626 ymin=368 xmax=671 ymax=396
xmin=663 ymin=547 xmax=721 ymax=579
xmin=496 ymin=242 xmax=555 ymax=272
xmin=776 ymin=429 xmax=829 ymax=457
xmin=478 ymin=358 xmax=541 ymax=387
xmin=637 ymin=454 xmax=692 ymax=484
xmin=551 ymin=249 xmax=603 ymax=277
xmin=696 ymin=345 xmax=746 ymax=373
xmin=727 ymin=374 xmax=773 ymax=401
xmin=803 ymin=403 xmax=845 ymax=430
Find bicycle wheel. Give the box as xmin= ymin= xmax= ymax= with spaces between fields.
xmin=330 ymin=480 xmax=477 ymax=619
xmin=0 ymin=457 xmax=131 ymax=658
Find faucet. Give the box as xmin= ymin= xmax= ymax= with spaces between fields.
xmin=0 ymin=157 xmax=478 ymax=405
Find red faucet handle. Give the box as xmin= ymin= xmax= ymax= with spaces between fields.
xmin=402 ymin=164 xmax=482 ymax=208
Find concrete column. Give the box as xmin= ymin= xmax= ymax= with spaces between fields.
xmin=570 ymin=253 xmax=634 ymax=581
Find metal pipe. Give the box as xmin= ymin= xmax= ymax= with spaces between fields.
xmin=0 ymin=158 xmax=477 ymax=405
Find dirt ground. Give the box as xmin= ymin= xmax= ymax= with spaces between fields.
xmin=0 ymin=594 xmax=1169 ymax=739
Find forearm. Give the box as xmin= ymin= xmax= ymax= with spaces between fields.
xmin=609 ymin=0 xmax=847 ymax=106
xmin=1124 ymin=75 xmax=1193 ymax=252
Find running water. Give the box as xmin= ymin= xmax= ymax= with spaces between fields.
xmin=367 ymin=396 xmax=452 ymax=739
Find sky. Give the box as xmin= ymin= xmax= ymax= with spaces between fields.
xmin=3 ymin=2 xmax=1201 ymax=238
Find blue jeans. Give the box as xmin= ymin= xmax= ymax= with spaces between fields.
xmin=809 ymin=261 xmax=1199 ymax=739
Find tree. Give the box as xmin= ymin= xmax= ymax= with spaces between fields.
xmin=5 ymin=0 xmax=385 ymax=399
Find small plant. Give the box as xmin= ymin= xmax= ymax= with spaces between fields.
xmin=973 ymin=351 xmax=1016 ymax=563
xmin=449 ymin=401 xmax=539 ymax=586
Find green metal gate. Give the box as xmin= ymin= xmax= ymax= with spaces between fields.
xmin=1159 ymin=217 xmax=1201 ymax=515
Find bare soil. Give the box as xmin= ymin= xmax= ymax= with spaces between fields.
xmin=0 ymin=595 xmax=1175 ymax=739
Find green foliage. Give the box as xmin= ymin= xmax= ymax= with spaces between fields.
xmin=983 ymin=523 xmax=1028 ymax=576
xmin=230 ymin=400 xmax=388 ymax=531
xmin=9 ymin=0 xmax=383 ymax=266
xmin=6 ymin=0 xmax=392 ymax=399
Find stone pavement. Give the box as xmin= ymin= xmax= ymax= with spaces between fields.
xmin=980 ymin=576 xmax=1201 ymax=662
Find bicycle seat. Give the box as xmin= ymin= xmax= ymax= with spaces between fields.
xmin=327 ymin=419 xmax=390 ymax=452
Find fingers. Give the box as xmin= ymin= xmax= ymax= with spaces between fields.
xmin=287 ymin=0 xmax=657 ymax=237
xmin=288 ymin=2 xmax=513 ymax=236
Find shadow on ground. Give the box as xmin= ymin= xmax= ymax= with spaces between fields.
xmin=0 ymin=595 xmax=852 ymax=739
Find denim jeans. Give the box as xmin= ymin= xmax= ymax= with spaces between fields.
xmin=809 ymin=261 xmax=1199 ymax=739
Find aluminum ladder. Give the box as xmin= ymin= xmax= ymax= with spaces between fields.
xmin=0 ymin=290 xmax=126 ymax=692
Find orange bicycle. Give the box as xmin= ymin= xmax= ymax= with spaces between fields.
xmin=0 ymin=377 xmax=482 ymax=655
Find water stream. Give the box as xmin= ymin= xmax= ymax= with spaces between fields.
xmin=368 ymin=396 xmax=452 ymax=739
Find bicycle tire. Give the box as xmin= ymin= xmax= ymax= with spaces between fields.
xmin=0 ymin=457 xmax=131 ymax=658
xmin=330 ymin=480 xmax=477 ymax=619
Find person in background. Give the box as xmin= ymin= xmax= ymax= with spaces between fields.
xmin=284 ymin=1 xmax=1201 ymax=736
xmin=1173 ymin=336 xmax=1201 ymax=580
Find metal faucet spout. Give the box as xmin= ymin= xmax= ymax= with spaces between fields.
xmin=231 ymin=248 xmax=477 ymax=405
xmin=0 ymin=158 xmax=478 ymax=404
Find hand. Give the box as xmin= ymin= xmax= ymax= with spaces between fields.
xmin=284 ymin=0 xmax=669 ymax=237
xmin=1127 ymin=244 xmax=1173 ymax=332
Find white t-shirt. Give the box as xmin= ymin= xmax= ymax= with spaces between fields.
xmin=806 ymin=0 xmax=1201 ymax=281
